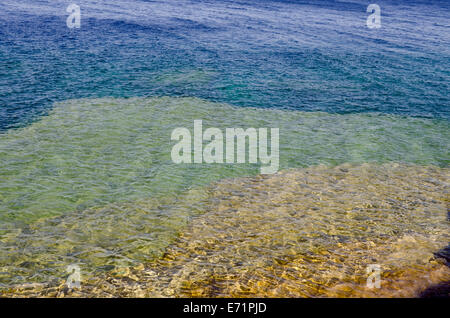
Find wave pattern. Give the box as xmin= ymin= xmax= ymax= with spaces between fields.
xmin=4 ymin=163 xmax=449 ymax=297
xmin=1 ymin=0 xmax=449 ymax=130
xmin=0 ymin=97 xmax=448 ymax=289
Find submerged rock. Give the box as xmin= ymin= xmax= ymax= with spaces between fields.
xmin=4 ymin=163 xmax=448 ymax=298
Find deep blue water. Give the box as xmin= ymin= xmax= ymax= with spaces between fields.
xmin=1 ymin=0 xmax=449 ymax=131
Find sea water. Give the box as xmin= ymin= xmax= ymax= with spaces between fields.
xmin=0 ymin=0 xmax=448 ymax=295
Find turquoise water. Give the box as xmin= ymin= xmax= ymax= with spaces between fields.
xmin=1 ymin=0 xmax=449 ymax=131
xmin=0 ymin=0 xmax=449 ymax=291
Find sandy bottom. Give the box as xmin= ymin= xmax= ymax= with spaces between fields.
xmin=3 ymin=163 xmax=449 ymax=297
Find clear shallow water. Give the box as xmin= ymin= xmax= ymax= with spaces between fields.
xmin=0 ymin=97 xmax=448 ymax=289
xmin=1 ymin=97 xmax=448 ymax=224
xmin=0 ymin=0 xmax=449 ymax=295
xmin=4 ymin=163 xmax=450 ymax=297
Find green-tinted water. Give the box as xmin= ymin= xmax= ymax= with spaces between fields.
xmin=0 ymin=97 xmax=448 ymax=290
